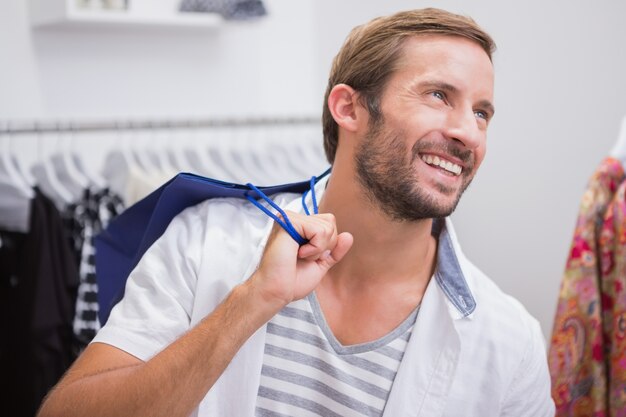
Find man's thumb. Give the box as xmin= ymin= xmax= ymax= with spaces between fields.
xmin=325 ymin=232 xmax=353 ymax=267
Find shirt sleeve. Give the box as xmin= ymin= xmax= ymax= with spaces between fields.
xmin=92 ymin=202 xmax=206 ymax=361
xmin=500 ymin=318 xmax=556 ymax=417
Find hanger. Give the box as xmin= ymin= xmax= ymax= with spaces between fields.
xmin=299 ymin=124 xmax=329 ymax=170
xmin=609 ymin=115 xmax=626 ymax=169
xmin=0 ymin=124 xmax=33 ymax=233
xmin=268 ymin=141 xmax=313 ymax=181
xmin=279 ymin=124 xmax=329 ymax=177
xmin=221 ymin=127 xmax=262 ymax=183
xmin=129 ymin=123 xmax=161 ymax=176
xmin=165 ymin=123 xmax=193 ymax=173
xmin=31 ymin=124 xmax=75 ymax=208
xmin=143 ymin=124 xmax=166 ymax=173
xmin=151 ymin=122 xmax=180 ymax=184
xmin=11 ymin=126 xmax=37 ymax=188
xmin=164 ymin=124 xmax=188 ymax=172
xmin=181 ymin=125 xmax=215 ymax=177
xmin=200 ymin=126 xmax=241 ymax=180
xmin=68 ymin=123 xmax=107 ymax=189
xmin=230 ymin=127 xmax=269 ymax=184
xmin=102 ymin=122 xmax=138 ymax=201
xmin=117 ymin=122 xmax=179 ymax=205
xmin=152 ymin=122 xmax=179 ymax=175
xmin=247 ymin=126 xmax=296 ymax=184
xmin=264 ymin=125 xmax=315 ymax=182
xmin=50 ymin=122 xmax=89 ymax=199
xmin=0 ymin=123 xmax=34 ymax=198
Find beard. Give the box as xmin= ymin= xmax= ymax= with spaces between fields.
xmin=354 ymin=117 xmax=476 ymax=222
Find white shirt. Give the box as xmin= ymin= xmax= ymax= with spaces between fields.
xmin=93 ymin=179 xmax=555 ymax=417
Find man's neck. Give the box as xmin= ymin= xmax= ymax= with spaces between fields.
xmin=317 ymin=166 xmax=437 ymax=295
xmin=313 ymin=166 xmax=438 ymax=345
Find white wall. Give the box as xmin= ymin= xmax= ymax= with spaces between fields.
xmin=3 ymin=0 xmax=626 ymax=340
xmin=0 ymin=0 xmax=319 ymax=119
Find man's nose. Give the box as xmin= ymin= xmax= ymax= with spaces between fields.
xmin=444 ymin=107 xmax=483 ymax=150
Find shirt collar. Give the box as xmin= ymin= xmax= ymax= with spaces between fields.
xmin=432 ymin=218 xmax=476 ymax=318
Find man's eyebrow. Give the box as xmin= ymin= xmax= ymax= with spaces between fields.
xmin=477 ymin=99 xmax=495 ymax=117
xmin=418 ymin=80 xmax=495 ymax=117
xmin=418 ymin=80 xmax=459 ymax=94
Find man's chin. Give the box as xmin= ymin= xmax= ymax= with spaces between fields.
xmin=418 ymin=192 xmax=463 ymax=218
xmin=429 ymin=178 xmax=472 ymax=212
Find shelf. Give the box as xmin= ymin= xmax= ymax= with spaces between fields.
xmin=29 ymin=0 xmax=222 ymax=30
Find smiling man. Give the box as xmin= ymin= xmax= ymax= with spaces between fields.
xmin=38 ymin=8 xmax=554 ymax=417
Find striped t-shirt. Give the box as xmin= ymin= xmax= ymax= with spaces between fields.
xmin=255 ymin=292 xmax=419 ymax=417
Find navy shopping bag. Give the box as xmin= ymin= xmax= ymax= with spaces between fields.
xmin=94 ymin=170 xmax=329 ymax=325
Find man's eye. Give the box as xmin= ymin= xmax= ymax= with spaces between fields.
xmin=474 ymin=110 xmax=488 ymax=120
xmin=431 ymin=91 xmax=445 ymax=100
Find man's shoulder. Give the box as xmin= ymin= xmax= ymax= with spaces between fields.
xmin=466 ymin=260 xmax=537 ymax=326
xmin=461 ymin=260 xmax=543 ymax=344
xmin=175 ymin=191 xmax=300 ymax=232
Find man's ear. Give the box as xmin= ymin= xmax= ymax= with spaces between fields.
xmin=327 ymin=84 xmax=365 ymax=133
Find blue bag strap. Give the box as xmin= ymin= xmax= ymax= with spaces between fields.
xmin=301 ymin=176 xmax=319 ymax=216
xmin=246 ymin=174 xmax=322 ymax=245
xmin=246 ymin=183 xmax=308 ymax=245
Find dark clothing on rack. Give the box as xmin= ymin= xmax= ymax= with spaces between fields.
xmin=0 ymin=189 xmax=79 ymax=417
xmin=64 ymin=188 xmax=124 ymax=349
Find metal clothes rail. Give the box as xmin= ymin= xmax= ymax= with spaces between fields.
xmin=0 ymin=116 xmax=321 ymax=135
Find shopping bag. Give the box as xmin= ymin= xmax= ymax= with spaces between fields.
xmin=94 ymin=170 xmax=329 ymax=324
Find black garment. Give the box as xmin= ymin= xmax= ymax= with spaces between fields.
xmin=0 ymin=189 xmax=79 ymax=417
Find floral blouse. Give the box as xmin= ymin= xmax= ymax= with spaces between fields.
xmin=600 ymin=174 xmax=626 ymax=416
xmin=550 ymin=157 xmax=624 ymax=416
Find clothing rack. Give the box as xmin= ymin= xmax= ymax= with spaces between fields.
xmin=0 ymin=116 xmax=321 ymax=135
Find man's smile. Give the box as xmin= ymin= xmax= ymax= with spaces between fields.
xmin=419 ymin=153 xmax=463 ymax=176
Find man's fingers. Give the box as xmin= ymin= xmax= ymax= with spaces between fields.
xmin=296 ymin=216 xmax=338 ymax=259
xmin=274 ymin=211 xmax=347 ymax=264
xmin=298 ymin=231 xmax=353 ymax=265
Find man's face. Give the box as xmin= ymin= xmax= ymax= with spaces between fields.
xmin=355 ymin=35 xmax=495 ymax=221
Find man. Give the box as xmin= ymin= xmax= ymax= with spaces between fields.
xmin=38 ymin=8 xmax=554 ymax=417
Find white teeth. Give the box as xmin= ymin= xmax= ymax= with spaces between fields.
xmin=420 ymin=154 xmax=463 ymax=176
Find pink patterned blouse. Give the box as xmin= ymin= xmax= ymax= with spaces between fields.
xmin=550 ymin=157 xmax=624 ymax=417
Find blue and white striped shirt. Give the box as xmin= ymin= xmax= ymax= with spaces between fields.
xmin=255 ymin=293 xmax=418 ymax=417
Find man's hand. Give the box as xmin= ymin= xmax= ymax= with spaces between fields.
xmin=248 ymin=211 xmax=353 ymax=311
